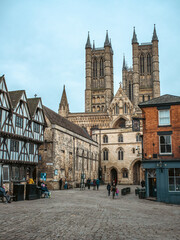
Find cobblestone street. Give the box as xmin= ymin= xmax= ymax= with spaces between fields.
xmin=0 ymin=185 xmax=180 ymax=240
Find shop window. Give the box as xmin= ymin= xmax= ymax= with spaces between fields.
xmin=169 ymin=168 xmax=180 ymax=192
xmin=20 ymin=166 xmax=26 ymax=181
xmin=12 ymin=166 xmax=20 ymax=181
xmin=159 ymin=135 xmax=172 ymax=154
xmin=2 ymin=165 xmax=9 ymax=181
xmin=159 ymin=110 xmax=170 ymax=126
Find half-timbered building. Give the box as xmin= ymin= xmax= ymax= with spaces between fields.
xmin=0 ymin=75 xmax=45 ymax=192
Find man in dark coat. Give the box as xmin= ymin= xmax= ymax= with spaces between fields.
xmin=87 ymin=178 xmax=91 ymax=190
xmin=59 ymin=178 xmax=63 ymax=190
xmin=107 ymin=183 xmax=111 ymax=196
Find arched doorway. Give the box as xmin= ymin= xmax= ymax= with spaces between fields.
xmin=111 ymin=168 xmax=117 ymax=185
xmin=133 ymin=161 xmax=141 ymax=185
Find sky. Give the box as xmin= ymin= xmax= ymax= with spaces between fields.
xmin=0 ymin=0 xmax=180 ymax=113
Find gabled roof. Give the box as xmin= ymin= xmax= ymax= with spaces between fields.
xmin=139 ymin=94 xmax=180 ymax=108
xmin=9 ymin=90 xmax=25 ymax=109
xmin=43 ymin=105 xmax=93 ymax=141
xmin=27 ymin=98 xmax=41 ymax=117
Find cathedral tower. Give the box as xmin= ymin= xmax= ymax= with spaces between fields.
xmin=85 ymin=31 xmax=114 ymax=113
xmin=123 ymin=25 xmax=160 ymax=107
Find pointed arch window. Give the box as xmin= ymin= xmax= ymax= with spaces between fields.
xmin=103 ymin=149 xmax=108 ymax=161
xmin=124 ymin=103 xmax=127 ymax=114
xmin=93 ymin=58 xmax=97 ymax=79
xmin=142 ymin=95 xmax=145 ymax=102
xmin=140 ymin=54 xmax=144 ymax=75
xmin=118 ymin=148 xmax=124 ymax=160
xmin=115 ymin=103 xmax=119 ymax=115
xmin=97 ymin=106 xmax=100 ymax=112
xmin=148 ymin=95 xmax=150 ymax=101
xmin=118 ymin=134 xmax=123 ymax=143
xmin=147 ymin=53 xmax=151 ymax=74
xmin=100 ymin=57 xmax=104 ymax=77
xmin=103 ymin=135 xmax=108 ymax=143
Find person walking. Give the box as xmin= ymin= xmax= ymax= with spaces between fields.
xmin=96 ymin=178 xmax=100 ymax=190
xmin=93 ymin=179 xmax=96 ymax=190
xmin=111 ymin=181 xmax=116 ymax=199
xmin=87 ymin=178 xmax=91 ymax=190
xmin=59 ymin=178 xmax=62 ymax=190
xmin=107 ymin=183 xmax=111 ymax=196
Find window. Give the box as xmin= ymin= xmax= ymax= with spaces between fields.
xmin=140 ymin=54 xmax=144 ymax=74
xmin=97 ymin=106 xmax=100 ymax=112
xmin=10 ymin=140 xmax=19 ymax=152
xmin=136 ymin=134 xmax=141 ymax=142
xmin=122 ymin=169 xmax=128 ymax=178
xmin=34 ymin=122 xmax=40 ymax=133
xmin=103 ymin=135 xmax=108 ymax=143
xmin=0 ymin=109 xmax=2 ymax=127
xmin=148 ymin=95 xmax=150 ymax=101
xmin=93 ymin=58 xmax=97 ymax=78
xmin=29 ymin=143 xmax=34 ymax=154
xmin=169 ymin=168 xmax=180 ymax=192
xmin=132 ymin=148 xmax=135 ymax=154
xmin=118 ymin=148 xmax=123 ymax=160
xmin=159 ymin=135 xmax=171 ymax=154
xmin=12 ymin=166 xmax=20 ymax=181
xmin=159 ymin=110 xmax=170 ymax=126
xmin=16 ymin=116 xmax=23 ymax=128
xmin=100 ymin=58 xmax=104 ymax=77
xmin=92 ymin=106 xmax=95 ymax=112
xmin=115 ymin=104 xmax=119 ymax=115
xmin=20 ymin=166 xmax=26 ymax=181
xmin=103 ymin=149 xmax=108 ymax=161
xmin=118 ymin=134 xmax=123 ymax=143
xmin=118 ymin=118 xmax=126 ymax=128
xmin=124 ymin=103 xmax=127 ymax=114
xmin=142 ymin=95 xmax=145 ymax=102
xmin=147 ymin=53 xmax=151 ymax=74
xmin=2 ymin=165 xmax=9 ymax=181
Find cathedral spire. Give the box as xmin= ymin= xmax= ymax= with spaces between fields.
xmin=85 ymin=31 xmax=91 ymax=49
xmin=93 ymin=40 xmax=95 ymax=50
xmin=122 ymin=55 xmax=127 ymax=70
xmin=58 ymin=85 xmax=69 ymax=117
xmin=104 ymin=30 xmax=111 ymax=47
xmin=152 ymin=24 xmax=158 ymax=41
xmin=132 ymin=27 xmax=138 ymax=44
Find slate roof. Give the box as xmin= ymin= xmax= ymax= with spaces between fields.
xmin=139 ymin=94 xmax=180 ymax=108
xmin=43 ymin=105 xmax=93 ymax=141
xmin=27 ymin=98 xmax=41 ymax=117
xmin=9 ymin=90 xmax=25 ymax=109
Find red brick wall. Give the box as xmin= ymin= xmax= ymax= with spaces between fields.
xmin=142 ymin=105 xmax=180 ymax=160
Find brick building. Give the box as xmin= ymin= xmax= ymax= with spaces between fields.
xmin=139 ymin=94 xmax=180 ymax=204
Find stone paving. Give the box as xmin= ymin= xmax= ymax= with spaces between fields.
xmin=0 ymin=185 xmax=180 ymax=240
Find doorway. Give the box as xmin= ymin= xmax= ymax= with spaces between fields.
xmin=147 ymin=169 xmax=157 ymax=198
xmin=133 ymin=161 xmax=141 ymax=185
xmin=111 ymin=168 xmax=117 ymax=185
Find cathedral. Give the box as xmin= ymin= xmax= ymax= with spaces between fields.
xmin=58 ymin=25 xmax=160 ymax=184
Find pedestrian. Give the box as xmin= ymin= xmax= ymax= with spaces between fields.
xmin=96 ymin=178 xmax=100 ymax=190
xmin=111 ymin=182 xmax=116 ymax=199
xmin=87 ymin=178 xmax=91 ymax=190
xmin=93 ymin=179 xmax=96 ymax=190
xmin=64 ymin=179 xmax=68 ymax=190
xmin=116 ymin=187 xmax=119 ymax=197
xmin=59 ymin=178 xmax=62 ymax=190
xmin=0 ymin=185 xmax=11 ymax=203
xmin=107 ymin=183 xmax=111 ymax=196
xmin=141 ymin=180 xmax=145 ymax=188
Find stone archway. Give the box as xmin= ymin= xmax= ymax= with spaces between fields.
xmin=111 ymin=168 xmax=117 ymax=185
xmin=133 ymin=160 xmax=141 ymax=185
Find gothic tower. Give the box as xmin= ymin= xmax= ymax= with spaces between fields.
xmin=123 ymin=25 xmax=160 ymax=107
xmin=58 ymin=85 xmax=69 ymax=117
xmin=85 ymin=31 xmax=114 ymax=113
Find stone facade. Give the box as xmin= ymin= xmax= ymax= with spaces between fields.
xmin=58 ymin=26 xmax=160 ymax=185
xmin=39 ymin=106 xmax=98 ymax=190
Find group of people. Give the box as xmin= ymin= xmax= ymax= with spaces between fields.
xmin=107 ymin=181 xmax=119 ymax=199
xmin=59 ymin=178 xmax=68 ymax=190
xmin=86 ymin=178 xmax=100 ymax=190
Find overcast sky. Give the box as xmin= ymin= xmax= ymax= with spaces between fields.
xmin=0 ymin=0 xmax=180 ymax=113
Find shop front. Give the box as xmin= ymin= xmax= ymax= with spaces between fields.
xmin=142 ymin=160 xmax=180 ymax=204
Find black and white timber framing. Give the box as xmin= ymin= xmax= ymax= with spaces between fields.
xmin=0 ymin=75 xmax=45 ymax=190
